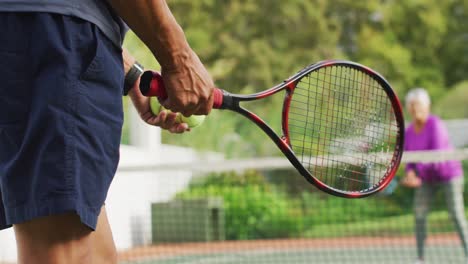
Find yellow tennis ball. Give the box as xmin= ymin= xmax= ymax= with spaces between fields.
xmin=177 ymin=114 xmax=206 ymax=128
xmin=150 ymin=97 xmax=205 ymax=128
xmin=150 ymin=97 xmax=163 ymax=114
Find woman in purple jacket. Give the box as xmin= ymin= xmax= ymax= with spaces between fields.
xmin=403 ymin=88 xmax=468 ymax=264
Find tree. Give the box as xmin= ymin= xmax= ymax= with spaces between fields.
xmin=122 ymin=0 xmax=468 ymax=151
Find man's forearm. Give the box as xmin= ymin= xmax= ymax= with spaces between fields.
xmin=108 ymin=0 xmax=191 ymax=70
xmin=109 ymin=0 xmax=214 ymax=116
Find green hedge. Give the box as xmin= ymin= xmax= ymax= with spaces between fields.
xmin=174 ymin=161 xmax=468 ymax=240
xmin=176 ymin=170 xmax=302 ymax=240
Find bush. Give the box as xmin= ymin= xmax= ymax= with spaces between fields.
xmin=175 ymin=170 xmax=303 ymax=240
xmin=434 ymin=81 xmax=468 ymax=119
xmin=174 ymin=162 xmax=468 ymax=240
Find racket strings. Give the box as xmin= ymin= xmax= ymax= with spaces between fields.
xmin=287 ymin=65 xmax=400 ymax=193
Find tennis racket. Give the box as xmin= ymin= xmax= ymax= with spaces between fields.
xmin=139 ymin=60 xmax=405 ymax=198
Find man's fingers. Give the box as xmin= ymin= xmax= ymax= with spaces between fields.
xmin=192 ymin=98 xmax=213 ymax=115
xmin=169 ymin=123 xmax=190 ymax=134
xmin=163 ymin=98 xmax=196 ymax=116
xmin=163 ymin=93 xmax=213 ymax=116
xmin=147 ymin=111 xmax=190 ymax=133
xmin=163 ymin=99 xmax=199 ymax=117
xmin=160 ymin=112 xmax=177 ymax=129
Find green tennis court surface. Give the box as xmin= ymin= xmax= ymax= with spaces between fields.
xmin=119 ymin=235 xmax=467 ymax=264
xmin=121 ymin=245 xmax=465 ymax=264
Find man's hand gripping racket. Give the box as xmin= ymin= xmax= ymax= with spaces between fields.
xmin=139 ymin=60 xmax=405 ymax=198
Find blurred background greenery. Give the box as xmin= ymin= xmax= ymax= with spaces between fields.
xmin=118 ymin=1 xmax=468 ymax=252
xmin=122 ymin=0 xmax=468 ymax=158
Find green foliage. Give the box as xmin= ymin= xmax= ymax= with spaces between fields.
xmin=304 ymin=210 xmax=464 ymax=238
xmin=169 ymin=0 xmax=341 ymax=92
xmin=122 ymin=1 xmax=467 ymax=153
xmin=173 ymin=161 xmax=468 ymax=240
xmin=299 ymin=189 xmax=408 ymax=229
xmin=121 ymin=1 xmax=468 ymax=243
xmin=439 ymin=1 xmax=468 ymax=87
xmin=176 ymin=170 xmax=302 ymax=240
xmin=187 ymin=169 xmax=270 ymax=189
xmin=434 ymin=81 xmax=468 ymax=119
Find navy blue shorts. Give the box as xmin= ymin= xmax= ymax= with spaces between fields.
xmin=0 ymin=13 xmax=124 ymax=230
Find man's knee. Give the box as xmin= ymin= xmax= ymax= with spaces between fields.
xmin=91 ymin=207 xmax=118 ymax=264
xmin=14 ymin=207 xmax=116 ymax=264
xmin=14 ymin=212 xmax=93 ymax=264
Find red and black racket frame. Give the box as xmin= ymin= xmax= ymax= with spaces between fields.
xmin=139 ymin=60 xmax=405 ymax=198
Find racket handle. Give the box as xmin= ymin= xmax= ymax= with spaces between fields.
xmin=139 ymin=71 xmax=224 ymax=109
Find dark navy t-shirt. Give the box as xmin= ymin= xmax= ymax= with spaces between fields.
xmin=0 ymin=0 xmax=127 ymax=47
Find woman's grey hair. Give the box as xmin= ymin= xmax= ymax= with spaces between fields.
xmin=405 ymin=88 xmax=431 ymax=109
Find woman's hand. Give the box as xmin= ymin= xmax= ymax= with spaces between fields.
xmin=400 ymin=170 xmax=422 ymax=188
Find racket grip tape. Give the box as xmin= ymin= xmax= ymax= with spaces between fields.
xmin=139 ymin=71 xmax=224 ymax=109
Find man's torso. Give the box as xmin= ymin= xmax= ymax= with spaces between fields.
xmin=0 ymin=0 xmax=126 ymax=47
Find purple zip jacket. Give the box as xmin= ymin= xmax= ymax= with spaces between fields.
xmin=404 ymin=115 xmax=463 ymax=182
